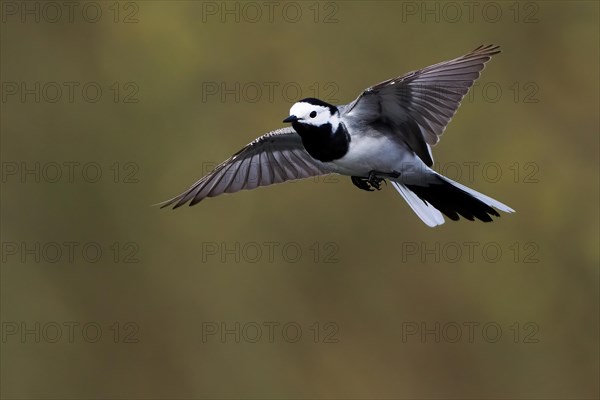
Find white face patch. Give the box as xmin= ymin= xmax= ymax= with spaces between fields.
xmin=288 ymin=102 xmax=340 ymax=131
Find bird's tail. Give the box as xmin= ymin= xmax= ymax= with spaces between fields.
xmin=391 ymin=174 xmax=514 ymax=227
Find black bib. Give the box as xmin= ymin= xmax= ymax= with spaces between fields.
xmin=292 ymin=122 xmax=350 ymax=163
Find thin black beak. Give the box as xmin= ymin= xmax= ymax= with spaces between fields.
xmin=282 ymin=115 xmax=299 ymax=123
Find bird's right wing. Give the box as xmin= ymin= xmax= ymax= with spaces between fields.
xmin=160 ymin=127 xmax=334 ymax=208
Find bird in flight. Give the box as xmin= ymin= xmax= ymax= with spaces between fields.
xmin=161 ymin=45 xmax=514 ymax=227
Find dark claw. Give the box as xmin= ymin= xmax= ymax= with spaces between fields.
xmin=367 ymin=171 xmax=384 ymax=191
xmin=351 ymin=176 xmax=374 ymax=191
xmin=352 ymin=170 xmax=401 ymax=192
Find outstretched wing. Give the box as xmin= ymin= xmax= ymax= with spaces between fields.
xmin=343 ymin=44 xmax=501 ymax=166
xmin=160 ymin=127 xmax=333 ymax=208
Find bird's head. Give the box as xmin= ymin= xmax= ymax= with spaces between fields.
xmin=283 ymin=98 xmax=340 ymax=131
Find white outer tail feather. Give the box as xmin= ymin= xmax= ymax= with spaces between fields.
xmin=391 ymin=182 xmax=445 ymax=227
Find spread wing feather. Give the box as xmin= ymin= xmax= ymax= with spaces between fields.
xmin=344 ymin=45 xmax=501 ymax=166
xmin=160 ymin=127 xmax=332 ymax=208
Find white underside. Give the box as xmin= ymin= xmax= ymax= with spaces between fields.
xmin=326 ymin=134 xmax=435 ymax=185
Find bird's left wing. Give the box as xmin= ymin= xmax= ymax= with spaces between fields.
xmin=343 ymin=45 xmax=500 ymax=166
xmin=160 ymin=127 xmax=333 ymax=208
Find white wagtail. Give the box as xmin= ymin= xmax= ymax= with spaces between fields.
xmin=161 ymin=45 xmax=514 ymax=227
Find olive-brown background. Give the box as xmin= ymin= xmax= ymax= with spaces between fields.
xmin=1 ymin=1 xmax=598 ymax=399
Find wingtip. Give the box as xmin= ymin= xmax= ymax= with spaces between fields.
xmin=155 ymin=200 xmax=175 ymax=209
xmin=153 ymin=196 xmax=184 ymax=210
xmin=474 ymin=44 xmax=501 ymax=56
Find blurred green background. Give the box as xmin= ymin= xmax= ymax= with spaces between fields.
xmin=1 ymin=1 xmax=598 ymax=398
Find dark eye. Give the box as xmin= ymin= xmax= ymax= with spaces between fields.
xmin=309 ymin=111 xmax=317 ymax=118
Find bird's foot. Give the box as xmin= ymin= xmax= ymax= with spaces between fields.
xmin=352 ymin=170 xmax=400 ymax=192
xmin=351 ymin=176 xmax=375 ymax=191
xmin=368 ymin=170 xmax=401 ymax=189
xmin=366 ymin=172 xmax=384 ymax=191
